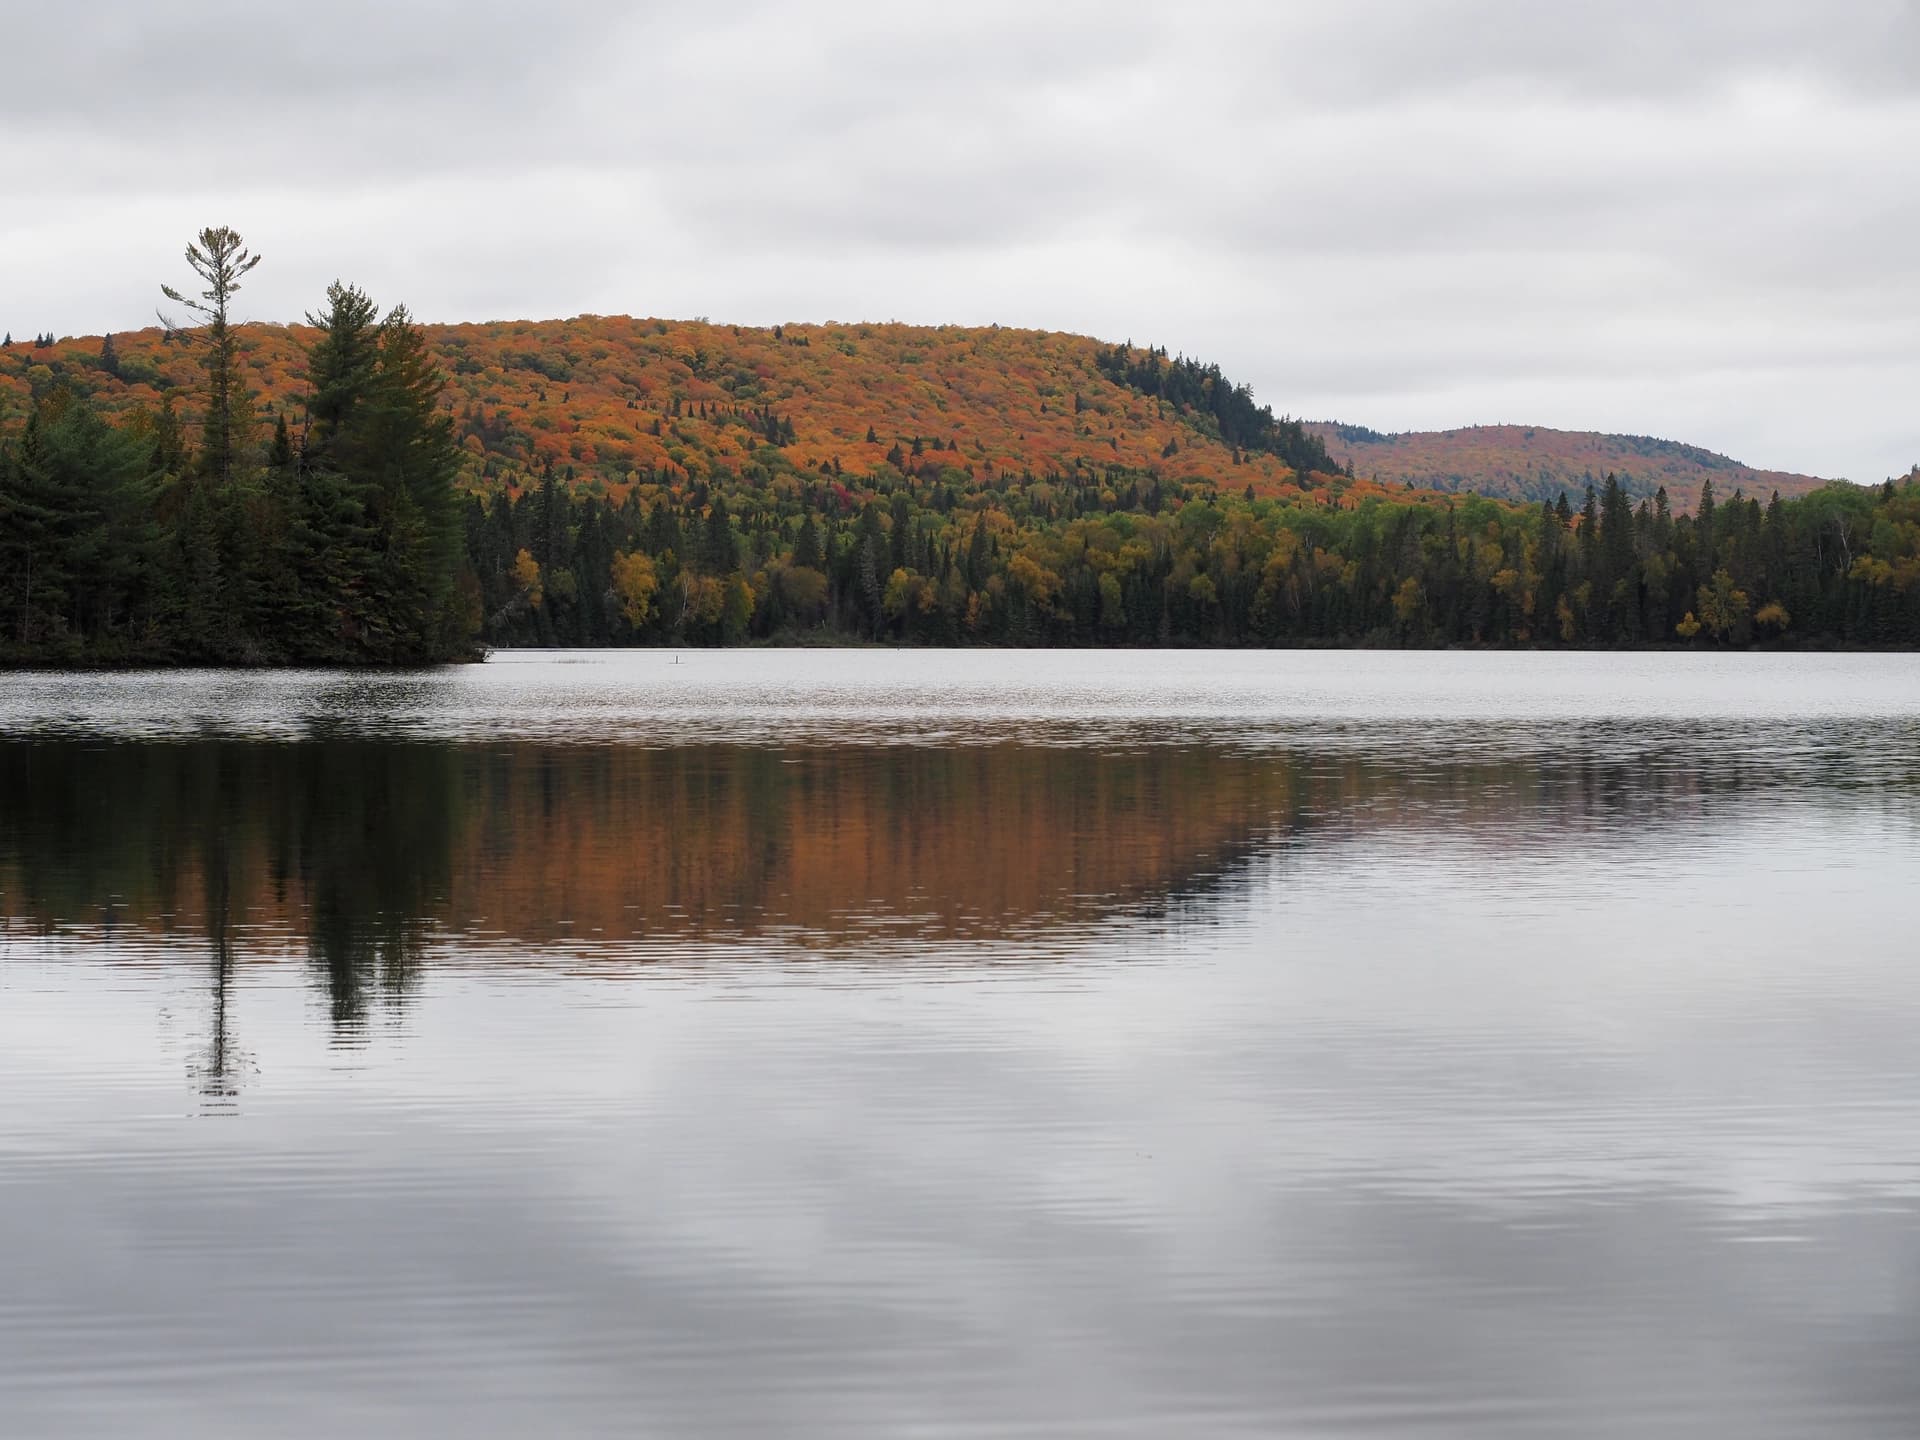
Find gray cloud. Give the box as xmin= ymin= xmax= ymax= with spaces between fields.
xmin=1275 ymin=0 xmax=1920 ymax=101
xmin=2 ymin=0 xmax=1916 ymax=479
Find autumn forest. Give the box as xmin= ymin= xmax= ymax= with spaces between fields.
xmin=4 ymin=228 xmax=1918 ymax=664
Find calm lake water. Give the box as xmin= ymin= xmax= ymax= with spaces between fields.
xmin=4 ymin=650 xmax=1920 ymax=1438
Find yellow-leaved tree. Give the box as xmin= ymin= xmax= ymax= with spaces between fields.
xmin=610 ymin=551 xmax=659 ymax=629
xmin=513 ymin=548 xmax=543 ymax=608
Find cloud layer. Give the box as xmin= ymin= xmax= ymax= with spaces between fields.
xmin=4 ymin=0 xmax=1916 ymax=479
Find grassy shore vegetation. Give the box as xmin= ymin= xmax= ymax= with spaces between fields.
xmin=3 ymin=228 xmax=1918 ymax=663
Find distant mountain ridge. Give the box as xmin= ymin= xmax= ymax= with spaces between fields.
xmin=1307 ymin=421 xmax=1833 ymax=511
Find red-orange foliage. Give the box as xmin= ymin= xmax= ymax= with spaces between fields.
xmin=0 ymin=319 xmax=1330 ymax=501
xmin=3 ymin=322 xmax=1827 ymax=514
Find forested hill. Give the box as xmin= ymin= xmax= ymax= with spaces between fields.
xmin=7 ymin=274 xmax=1916 ymax=666
xmin=0 ymin=319 xmax=1343 ymax=501
xmin=1308 ymin=422 xmax=1832 ymax=510
xmin=4 ymin=320 xmax=1839 ymax=513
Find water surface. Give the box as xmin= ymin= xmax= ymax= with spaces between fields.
xmin=4 ymin=651 xmax=1919 ymax=1437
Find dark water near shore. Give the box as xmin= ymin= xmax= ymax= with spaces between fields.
xmin=4 ymin=650 xmax=1920 ymax=1438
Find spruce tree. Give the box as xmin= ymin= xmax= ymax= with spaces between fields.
xmin=705 ymin=497 xmax=736 ymax=574
xmin=285 ymin=282 xmax=464 ymax=661
xmin=1 ymin=393 xmax=161 ymax=657
xmin=792 ymin=513 xmax=822 ymax=571
xmin=267 ymin=413 xmax=293 ymax=473
xmin=0 ymin=414 xmax=62 ymax=651
xmin=367 ymin=307 xmax=464 ymax=653
xmin=1696 ymin=477 xmax=1717 ymax=568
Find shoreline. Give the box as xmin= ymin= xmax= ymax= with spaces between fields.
xmin=9 ymin=637 xmax=1920 ymax=674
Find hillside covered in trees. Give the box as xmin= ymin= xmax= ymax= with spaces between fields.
xmin=1309 ymin=422 xmax=1833 ymax=509
xmin=4 ymin=230 xmax=1918 ymax=663
xmin=4 ymin=314 xmax=1837 ymax=517
xmin=1 ymin=316 xmax=1339 ymax=505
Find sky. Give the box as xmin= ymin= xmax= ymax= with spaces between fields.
xmin=2 ymin=0 xmax=1915 ymax=481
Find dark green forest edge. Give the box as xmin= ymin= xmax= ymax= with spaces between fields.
xmin=4 ymin=228 xmax=1918 ymax=665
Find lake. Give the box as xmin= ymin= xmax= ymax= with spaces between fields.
xmin=3 ymin=649 xmax=1919 ymax=1438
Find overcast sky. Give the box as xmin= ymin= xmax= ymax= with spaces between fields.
xmin=3 ymin=0 xmax=1915 ymax=480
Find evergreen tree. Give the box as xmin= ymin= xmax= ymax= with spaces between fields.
xmin=366 ymin=307 xmax=465 ymax=652
xmin=535 ymin=464 xmax=567 ymax=573
xmin=268 ymin=413 xmax=294 ymax=472
xmin=704 ymin=496 xmax=736 ymax=573
xmin=644 ymin=500 xmax=683 ymax=560
xmin=150 ymin=394 xmax=190 ymax=478
xmin=1696 ymin=477 xmax=1717 ymax=568
xmin=285 ymin=282 xmax=467 ymax=661
xmin=0 ymin=414 xmax=63 ymax=651
xmin=792 ymin=513 xmax=823 ymax=571
xmin=0 ymin=393 xmax=161 ymax=657
xmin=160 ymin=226 xmax=262 ymax=489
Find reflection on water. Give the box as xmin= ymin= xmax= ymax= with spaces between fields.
xmin=3 ymin=651 xmax=1920 ymax=1438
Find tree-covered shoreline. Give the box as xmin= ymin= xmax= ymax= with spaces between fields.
xmin=2 ymin=230 xmax=474 ymax=666
xmin=5 ymin=230 xmax=1918 ymax=666
xmin=458 ymin=459 xmax=1919 ymax=652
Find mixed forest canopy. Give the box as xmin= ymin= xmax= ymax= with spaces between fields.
xmin=3 ymin=302 xmax=1836 ymax=517
xmin=3 ymin=228 xmax=1918 ymax=664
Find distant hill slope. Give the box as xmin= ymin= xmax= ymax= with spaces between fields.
xmin=1307 ymin=422 xmax=1833 ymax=510
xmin=0 ymin=319 xmax=1336 ymax=499
xmin=0 ymin=320 xmax=1838 ymax=511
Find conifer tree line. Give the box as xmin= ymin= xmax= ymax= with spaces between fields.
xmin=5 ymin=228 xmax=1919 ymax=664
xmin=1 ymin=227 xmax=471 ymax=664
xmin=1094 ymin=342 xmax=1343 ymax=478
xmin=472 ymin=462 xmax=1920 ymax=649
